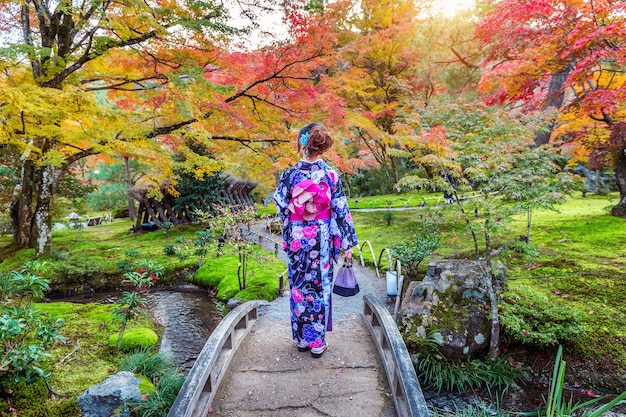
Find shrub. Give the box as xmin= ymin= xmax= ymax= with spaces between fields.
xmin=389 ymin=234 xmax=441 ymax=277
xmin=129 ymin=371 xmax=185 ymax=417
xmin=109 ymin=328 xmax=158 ymax=352
xmin=122 ymin=350 xmax=185 ymax=417
xmin=120 ymin=349 xmax=172 ymax=382
xmin=499 ymin=284 xmax=586 ymax=347
xmin=382 ymin=210 xmax=395 ymax=226
xmin=162 ymin=244 xmax=177 ymax=256
xmin=50 ymin=254 xmax=111 ymax=287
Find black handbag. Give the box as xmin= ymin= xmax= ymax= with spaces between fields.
xmin=333 ymin=258 xmax=360 ymax=297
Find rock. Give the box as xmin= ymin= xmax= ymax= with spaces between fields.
xmin=78 ymin=371 xmax=142 ymax=417
xmin=398 ymin=259 xmax=505 ymax=360
xmin=227 ymin=297 xmax=243 ymax=310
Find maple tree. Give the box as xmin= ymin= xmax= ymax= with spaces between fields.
xmin=397 ymin=96 xmax=578 ymax=359
xmin=475 ymin=0 xmax=626 ymax=217
xmin=0 ymin=0 xmax=339 ymax=256
xmin=315 ymin=0 xmax=425 ymax=189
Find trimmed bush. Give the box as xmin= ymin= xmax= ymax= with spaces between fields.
xmin=109 ymin=328 xmax=159 ymax=352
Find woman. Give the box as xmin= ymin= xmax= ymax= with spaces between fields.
xmin=273 ymin=123 xmax=358 ymax=358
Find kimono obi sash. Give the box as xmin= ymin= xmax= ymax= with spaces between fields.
xmin=288 ymin=179 xmax=332 ymax=222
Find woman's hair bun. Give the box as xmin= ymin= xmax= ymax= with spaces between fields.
xmin=299 ymin=123 xmax=333 ymax=156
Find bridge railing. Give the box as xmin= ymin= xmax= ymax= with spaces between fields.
xmin=362 ymin=295 xmax=430 ymax=417
xmin=167 ymin=300 xmax=269 ymax=417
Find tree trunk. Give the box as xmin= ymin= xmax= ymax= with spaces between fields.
xmin=12 ymin=154 xmax=35 ymax=248
xmin=526 ymin=207 xmax=532 ymax=244
xmin=534 ymin=70 xmax=569 ymax=146
xmin=32 ymin=165 xmax=58 ymax=257
xmin=124 ymin=156 xmax=136 ymax=220
xmin=483 ymin=219 xmax=501 ymax=361
xmin=611 ymin=147 xmax=626 ymax=218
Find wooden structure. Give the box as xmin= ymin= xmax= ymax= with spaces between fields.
xmin=130 ymin=177 xmax=258 ymax=231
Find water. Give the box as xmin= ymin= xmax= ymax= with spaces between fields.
xmin=147 ymin=288 xmax=221 ymax=372
xmin=51 ymin=286 xmax=220 ymax=373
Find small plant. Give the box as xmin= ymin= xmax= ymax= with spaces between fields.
xmin=129 ymin=371 xmax=185 ymax=417
xmin=401 ymin=324 xmax=527 ymax=398
xmin=390 ymin=234 xmax=441 ymax=276
xmin=161 ymin=221 xmax=174 ymax=239
xmin=122 ymin=350 xmax=185 ymax=417
xmin=215 ymin=301 xmax=228 ymax=317
xmin=117 ymin=248 xmax=143 ymax=272
xmin=382 ymin=210 xmax=395 ymax=226
xmin=112 ymin=260 xmax=163 ymax=349
xmin=193 ymin=229 xmax=213 ymax=265
xmin=0 ymin=262 xmax=65 ymax=384
xmin=163 ymin=244 xmax=177 ymax=256
xmin=120 ymin=348 xmax=171 ymax=381
xmin=520 ymin=345 xmax=626 ymax=417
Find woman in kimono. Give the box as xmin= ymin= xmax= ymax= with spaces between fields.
xmin=273 ymin=123 xmax=358 ymax=358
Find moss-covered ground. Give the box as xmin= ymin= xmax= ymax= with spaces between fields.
xmin=351 ymin=192 xmax=626 ymax=392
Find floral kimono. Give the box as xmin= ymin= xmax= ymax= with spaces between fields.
xmin=273 ymin=159 xmax=358 ymax=350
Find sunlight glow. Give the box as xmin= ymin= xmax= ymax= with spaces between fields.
xmin=429 ymin=0 xmax=476 ymax=17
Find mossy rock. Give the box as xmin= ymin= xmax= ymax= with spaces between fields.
xmin=109 ymin=328 xmax=159 ymax=352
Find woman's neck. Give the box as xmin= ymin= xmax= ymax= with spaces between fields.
xmin=301 ymin=156 xmax=321 ymax=163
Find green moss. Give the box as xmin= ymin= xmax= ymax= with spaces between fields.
xmin=499 ymin=284 xmax=586 ymax=347
xmin=137 ymin=375 xmax=156 ymax=395
xmin=109 ymin=328 xmax=159 ymax=352
xmin=191 ymin=247 xmax=285 ymax=301
xmin=0 ymin=379 xmax=81 ymax=417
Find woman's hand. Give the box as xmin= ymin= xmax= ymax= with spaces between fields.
xmin=341 ymin=248 xmax=353 ymax=259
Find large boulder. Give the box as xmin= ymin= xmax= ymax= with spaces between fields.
xmin=78 ymin=371 xmax=142 ymax=417
xmin=399 ymin=259 xmax=505 ymax=360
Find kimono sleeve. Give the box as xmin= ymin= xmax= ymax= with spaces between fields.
xmin=329 ymin=171 xmax=358 ymax=257
xmin=273 ymin=169 xmax=292 ymax=221
xmin=273 ymin=169 xmax=293 ymax=253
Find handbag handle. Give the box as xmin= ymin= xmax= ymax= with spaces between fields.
xmin=343 ymin=257 xmax=353 ymax=268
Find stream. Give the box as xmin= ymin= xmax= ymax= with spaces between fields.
xmin=53 ymin=285 xmax=220 ymax=373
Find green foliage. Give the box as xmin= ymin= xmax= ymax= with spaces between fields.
xmin=389 ymin=234 xmax=441 ymax=276
xmin=350 ymin=166 xmax=409 ymax=196
xmin=50 ymin=253 xmax=112 ymax=289
xmin=499 ymin=285 xmax=586 ymax=347
xmin=382 ymin=210 xmax=395 ymax=226
xmin=0 ymin=262 xmax=65 ymax=385
xmin=519 ymin=346 xmax=626 ymax=417
xmin=415 ymin=351 xmax=527 ymax=397
xmin=172 ymin=140 xmax=227 ymax=219
xmin=113 ymin=259 xmax=162 ymax=349
xmin=120 ymin=349 xmax=172 ymax=382
xmin=121 ymin=350 xmax=185 ymax=417
xmin=406 ymin=328 xmax=528 ymax=395
xmin=109 ymin=328 xmax=158 ymax=352
xmin=162 ymin=244 xmax=177 ymax=256
xmin=161 ymin=221 xmax=174 ymax=239
xmin=87 ymin=183 xmax=128 ymax=211
xmin=400 ymin=322 xmax=528 ymax=397
xmin=193 ymin=230 xmax=213 ymax=263
xmin=129 ymin=371 xmax=185 ymax=417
